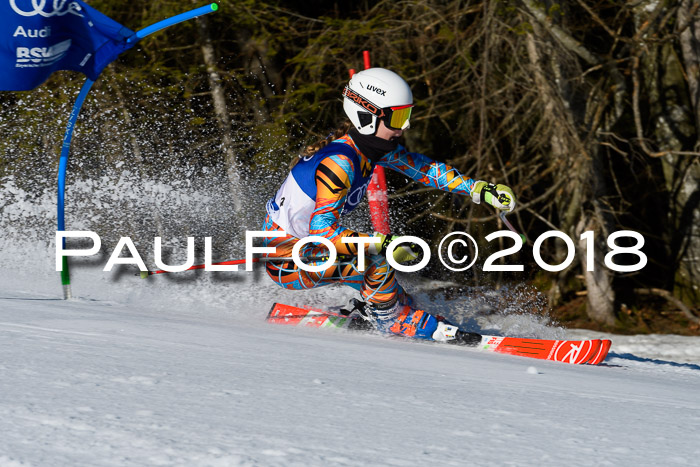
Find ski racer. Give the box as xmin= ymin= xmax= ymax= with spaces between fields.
xmin=262 ymin=68 xmax=515 ymax=344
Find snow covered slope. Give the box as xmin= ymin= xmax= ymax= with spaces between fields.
xmin=2 ymin=256 xmax=700 ymax=466
xmin=1 ymin=176 xmax=699 ymax=466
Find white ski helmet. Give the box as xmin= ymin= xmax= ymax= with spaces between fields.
xmin=343 ymin=68 xmax=414 ymax=135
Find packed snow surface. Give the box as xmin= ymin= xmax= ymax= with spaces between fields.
xmin=1 ymin=175 xmax=699 ymax=466
xmin=2 ymin=249 xmax=700 ymax=467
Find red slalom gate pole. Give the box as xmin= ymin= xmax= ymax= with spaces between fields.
xmin=367 ymin=167 xmax=390 ymax=234
xmin=359 ymin=50 xmax=391 ymax=234
xmin=363 ymin=50 xmax=371 ymax=70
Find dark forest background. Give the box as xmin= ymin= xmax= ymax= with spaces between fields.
xmin=1 ymin=0 xmax=699 ymax=333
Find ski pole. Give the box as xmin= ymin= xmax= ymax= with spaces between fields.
xmin=500 ymin=211 xmax=527 ymax=244
xmin=140 ymin=255 xmax=349 ymax=278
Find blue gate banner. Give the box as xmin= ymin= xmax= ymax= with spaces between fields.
xmin=0 ymin=0 xmax=135 ymax=91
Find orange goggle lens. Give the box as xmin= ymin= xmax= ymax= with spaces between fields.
xmin=387 ymin=105 xmax=413 ymax=130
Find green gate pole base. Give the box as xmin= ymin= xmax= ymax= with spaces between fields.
xmin=61 ymin=256 xmax=72 ymax=300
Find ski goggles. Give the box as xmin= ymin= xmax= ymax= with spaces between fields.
xmin=382 ymin=104 xmax=413 ymax=130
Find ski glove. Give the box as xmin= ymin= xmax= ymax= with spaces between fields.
xmin=368 ymin=232 xmax=421 ymax=264
xmin=471 ymin=181 xmax=516 ymax=212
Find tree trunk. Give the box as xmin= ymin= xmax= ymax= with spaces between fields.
xmin=197 ymin=15 xmax=244 ymax=214
xmin=679 ymin=0 xmax=700 ymax=134
xmin=575 ymin=218 xmax=616 ymax=326
xmin=524 ymin=11 xmax=618 ymax=325
xmin=675 ymin=0 xmax=700 ymax=304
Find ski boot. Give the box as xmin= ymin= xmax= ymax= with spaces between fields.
xmin=333 ymin=298 xmax=375 ymax=332
xmin=335 ymin=298 xmax=404 ymax=332
xmin=342 ymin=299 xmax=483 ymax=346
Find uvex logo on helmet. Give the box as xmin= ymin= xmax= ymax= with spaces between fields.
xmin=343 ymin=87 xmax=385 ymax=117
xmin=366 ymin=84 xmax=386 ymax=96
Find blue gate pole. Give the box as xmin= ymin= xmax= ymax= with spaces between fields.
xmin=131 ymin=3 xmax=218 ymax=42
xmin=57 ymin=3 xmax=219 ymax=299
xmin=57 ymin=78 xmax=95 ymax=300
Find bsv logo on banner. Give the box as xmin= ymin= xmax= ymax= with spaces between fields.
xmin=10 ymin=0 xmax=84 ymax=18
xmin=16 ymin=38 xmax=71 ymax=67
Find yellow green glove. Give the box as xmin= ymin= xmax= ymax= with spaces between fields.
xmin=368 ymin=232 xmax=421 ymax=264
xmin=471 ymin=181 xmax=516 ymax=212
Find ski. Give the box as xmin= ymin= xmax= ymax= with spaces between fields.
xmin=267 ymin=303 xmax=351 ymax=329
xmin=267 ymin=302 xmax=612 ymax=365
xmin=479 ymin=335 xmax=610 ymax=365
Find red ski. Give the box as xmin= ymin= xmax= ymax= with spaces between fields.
xmin=267 ymin=302 xmax=352 ymax=329
xmin=478 ymin=335 xmax=611 ymax=365
xmin=267 ymin=303 xmax=611 ymax=366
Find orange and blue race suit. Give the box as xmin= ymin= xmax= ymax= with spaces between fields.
xmin=261 ymin=134 xmax=475 ymax=339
